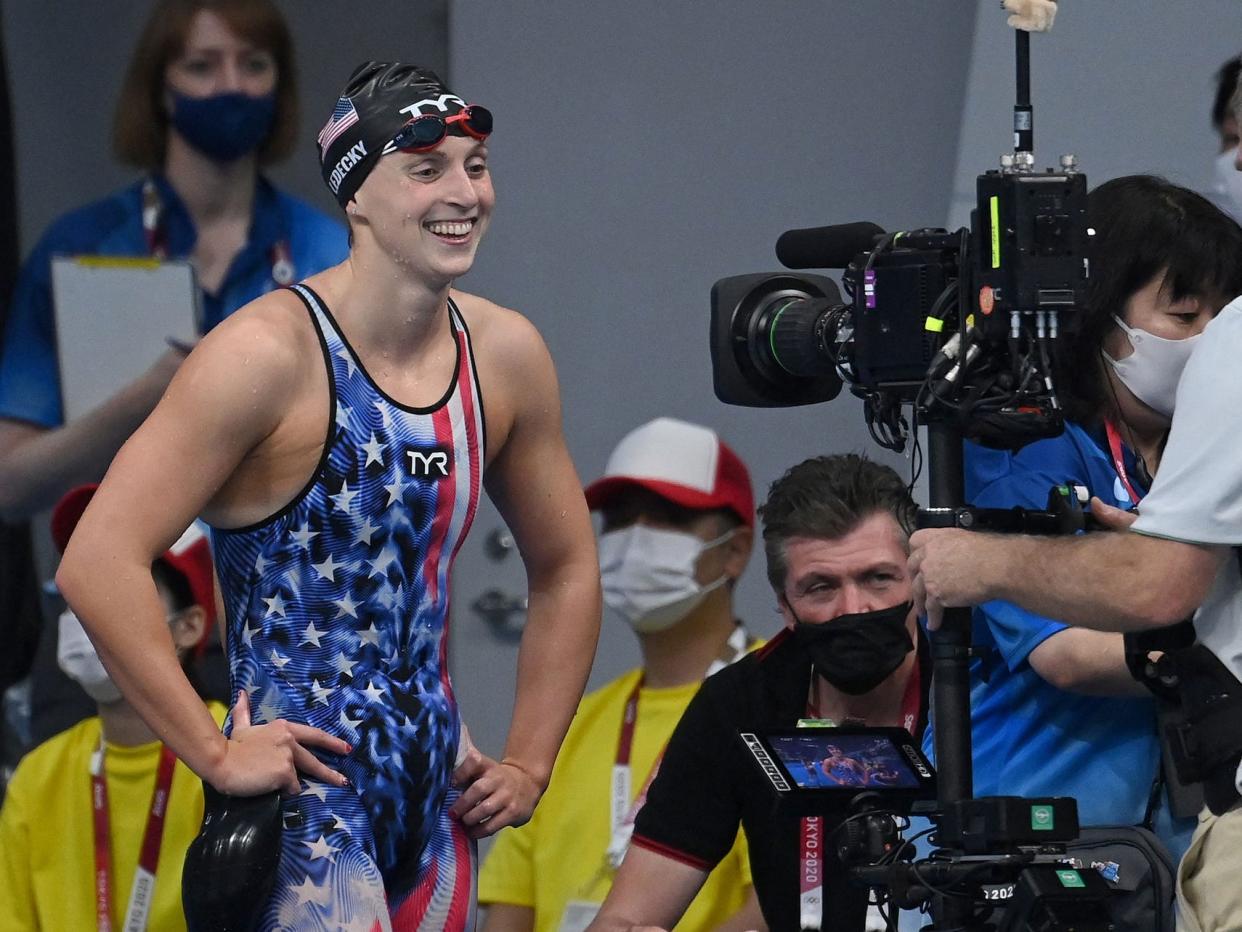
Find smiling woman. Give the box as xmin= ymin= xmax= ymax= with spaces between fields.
xmin=357 ymin=136 xmax=494 ymax=282
xmin=319 ymin=63 xmax=497 ymax=290
xmin=55 ymin=53 xmax=600 ymax=932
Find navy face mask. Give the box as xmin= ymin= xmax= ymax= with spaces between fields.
xmin=170 ymin=90 xmax=276 ymax=162
xmin=789 ymin=600 xmax=914 ymax=696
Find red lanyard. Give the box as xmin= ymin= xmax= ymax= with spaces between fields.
xmin=607 ymin=679 xmax=665 ymax=867
xmin=615 ymin=678 xmax=641 ymax=769
xmin=140 ymin=178 xmax=294 ymax=285
xmin=800 ymin=678 xmax=826 ymax=932
xmin=91 ymin=742 xmax=178 ymax=932
xmin=899 ymin=658 xmax=921 ymax=736
xmin=800 ymin=816 xmax=825 ymax=930
xmin=799 ymin=660 xmax=922 ymax=930
xmin=1104 ymin=419 xmax=1144 ymax=505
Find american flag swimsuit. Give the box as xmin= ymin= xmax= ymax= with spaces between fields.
xmin=211 ymin=282 xmax=484 ymax=930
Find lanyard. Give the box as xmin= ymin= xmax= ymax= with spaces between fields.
xmin=1104 ymin=419 xmax=1144 ymax=505
xmin=141 ymin=178 xmax=295 ymax=285
xmin=91 ymin=741 xmax=178 ymax=932
xmin=799 ymin=816 xmax=825 ymax=931
xmin=799 ymin=658 xmax=922 ymax=930
xmin=605 ymin=679 xmax=645 ymax=868
xmin=605 ymin=626 xmax=752 ymax=869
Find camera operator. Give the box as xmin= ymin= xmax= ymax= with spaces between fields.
xmin=926 ymin=175 xmax=1242 ymax=865
xmin=588 ymin=454 xmax=930 ymax=932
xmin=910 ymin=211 xmax=1242 ymax=931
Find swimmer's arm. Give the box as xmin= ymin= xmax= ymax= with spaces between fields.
xmin=56 ymin=309 xmax=348 ymax=794
xmin=490 ymin=327 xmax=601 ymax=780
xmin=458 ymin=317 xmax=600 ymax=831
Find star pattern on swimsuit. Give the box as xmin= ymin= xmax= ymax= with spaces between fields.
xmin=361 ymin=433 xmax=386 ymax=468
xmin=210 ymin=291 xmax=486 ymax=925
xmin=305 ymin=835 xmax=340 ymax=861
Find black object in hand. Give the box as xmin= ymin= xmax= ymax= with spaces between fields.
xmin=182 ymin=785 xmax=283 ymax=932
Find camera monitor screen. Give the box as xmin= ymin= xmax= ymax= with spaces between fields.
xmin=773 ymin=732 xmax=922 ymax=789
xmin=742 ymin=727 xmax=936 ymax=815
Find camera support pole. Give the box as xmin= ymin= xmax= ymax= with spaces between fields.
xmin=926 ymin=422 xmax=972 ymax=804
xmin=1014 ymin=29 xmax=1033 ymax=154
xmin=925 ymin=10 xmax=1041 ymax=881
xmin=924 ymin=421 xmax=977 ymax=931
xmin=928 ymin=20 xmax=1037 ymax=823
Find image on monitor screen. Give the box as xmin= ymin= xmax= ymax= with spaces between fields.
xmin=769 ymin=733 xmax=921 ymax=789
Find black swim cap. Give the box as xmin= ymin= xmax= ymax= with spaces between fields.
xmin=317 ymin=61 xmax=479 ymax=208
xmin=182 ymin=787 xmax=282 ymax=931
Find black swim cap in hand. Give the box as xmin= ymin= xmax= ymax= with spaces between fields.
xmin=182 ymin=786 xmax=283 ymax=932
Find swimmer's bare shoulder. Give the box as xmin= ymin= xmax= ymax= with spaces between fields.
xmin=103 ymin=288 xmax=325 ymax=529
xmin=177 ymin=287 xmax=320 ymax=432
xmin=449 ymin=288 xmax=558 ymax=457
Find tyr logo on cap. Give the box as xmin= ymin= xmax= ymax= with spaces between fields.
xmin=399 ymin=94 xmax=467 ymax=118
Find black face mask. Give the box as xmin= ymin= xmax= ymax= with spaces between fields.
xmin=789 ymin=600 xmax=914 ymax=696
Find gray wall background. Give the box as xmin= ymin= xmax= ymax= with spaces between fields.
xmin=445 ymin=0 xmax=981 ymax=776
xmin=3 ymin=0 xmax=1239 ymax=856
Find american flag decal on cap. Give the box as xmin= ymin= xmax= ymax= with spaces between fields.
xmin=318 ymin=97 xmax=359 ymax=150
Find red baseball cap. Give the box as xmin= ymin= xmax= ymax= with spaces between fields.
xmin=51 ymin=484 xmax=217 ymax=636
xmin=584 ymin=417 xmax=755 ymax=528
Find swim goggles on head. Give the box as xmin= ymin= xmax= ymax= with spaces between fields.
xmin=389 ymin=105 xmax=493 ymax=152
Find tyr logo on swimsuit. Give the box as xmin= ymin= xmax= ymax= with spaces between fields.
xmin=405 ymin=446 xmax=453 ymax=479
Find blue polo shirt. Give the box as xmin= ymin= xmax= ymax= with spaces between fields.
xmin=923 ymin=421 xmax=1195 ymax=861
xmin=0 ymin=174 xmax=347 ymax=427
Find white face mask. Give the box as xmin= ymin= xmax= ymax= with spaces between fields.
xmin=1210 ymin=147 xmax=1242 ymax=224
xmin=56 ymin=610 xmax=123 ymax=704
xmin=598 ymin=525 xmax=735 ymax=633
xmin=1102 ymin=314 xmax=1200 ymax=420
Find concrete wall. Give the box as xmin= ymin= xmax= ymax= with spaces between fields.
xmin=448 ymin=0 xmax=978 ymax=634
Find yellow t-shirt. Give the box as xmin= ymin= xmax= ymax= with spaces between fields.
xmin=479 ymin=670 xmax=752 ymax=931
xmin=0 ymin=702 xmax=227 ymax=931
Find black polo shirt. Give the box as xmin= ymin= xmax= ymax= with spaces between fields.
xmin=632 ymin=627 xmax=930 ymax=931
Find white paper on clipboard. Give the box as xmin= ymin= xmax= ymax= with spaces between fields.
xmin=51 ymin=255 xmax=201 ymax=422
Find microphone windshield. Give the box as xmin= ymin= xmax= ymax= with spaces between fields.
xmin=776 ymin=221 xmax=885 ymax=269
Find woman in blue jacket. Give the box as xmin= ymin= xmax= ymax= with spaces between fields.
xmin=0 ymin=0 xmax=348 ymax=521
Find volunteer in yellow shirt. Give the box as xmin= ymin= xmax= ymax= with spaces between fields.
xmin=0 ymin=484 xmax=226 ymax=930
xmin=480 ymin=418 xmax=766 ymax=931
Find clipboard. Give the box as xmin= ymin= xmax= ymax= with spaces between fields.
xmin=51 ymin=256 xmax=201 ymax=422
